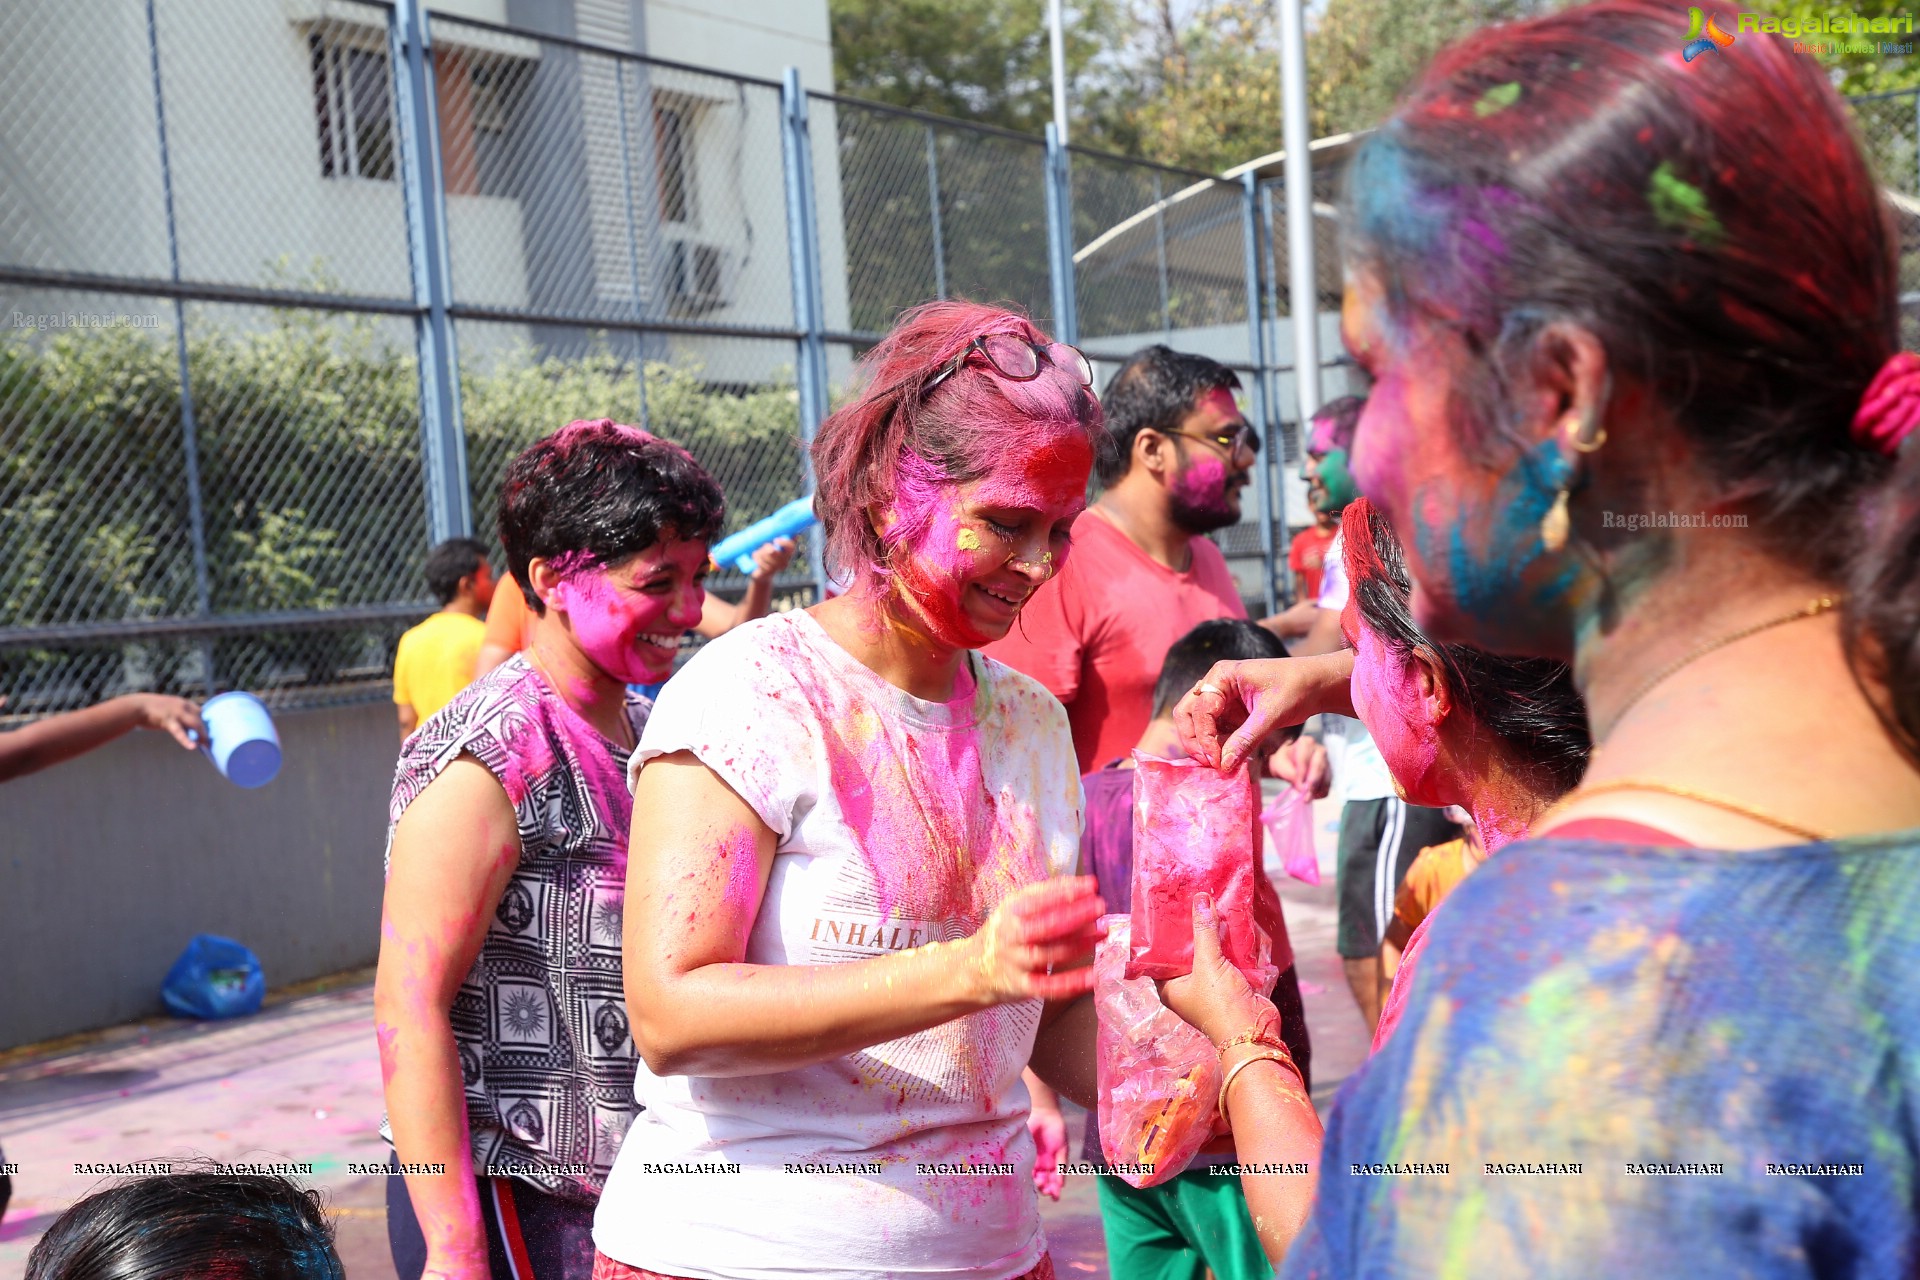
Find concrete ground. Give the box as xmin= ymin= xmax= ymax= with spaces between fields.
xmin=0 ymin=797 xmax=1364 ymax=1277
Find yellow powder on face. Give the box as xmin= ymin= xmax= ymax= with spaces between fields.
xmin=956 ymin=528 xmax=985 ymax=552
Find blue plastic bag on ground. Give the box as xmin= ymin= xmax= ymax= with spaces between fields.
xmin=161 ymin=933 xmax=266 ymax=1019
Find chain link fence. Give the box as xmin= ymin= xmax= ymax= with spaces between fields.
xmin=7 ymin=1 xmax=1916 ymax=718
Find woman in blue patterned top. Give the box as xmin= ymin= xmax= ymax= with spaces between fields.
xmin=1167 ymin=1 xmax=1920 ymax=1274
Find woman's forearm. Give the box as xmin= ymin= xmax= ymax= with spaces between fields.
xmin=1223 ymin=1056 xmax=1323 ymax=1262
xmin=633 ymin=934 xmax=996 ymax=1077
xmin=375 ymin=997 xmax=489 ymax=1273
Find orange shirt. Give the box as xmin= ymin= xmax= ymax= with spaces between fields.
xmin=483 ymin=572 xmax=534 ymax=654
xmin=1392 ymin=837 xmax=1482 ymax=935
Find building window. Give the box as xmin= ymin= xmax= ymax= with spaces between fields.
xmin=653 ymin=97 xmax=697 ymax=225
xmin=311 ymin=31 xmax=395 ymax=181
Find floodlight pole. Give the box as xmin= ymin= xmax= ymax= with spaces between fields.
xmin=1049 ymin=0 xmax=1069 ymax=144
xmin=1277 ymin=0 xmax=1320 ymax=420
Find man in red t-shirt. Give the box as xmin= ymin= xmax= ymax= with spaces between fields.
xmin=986 ymin=344 xmax=1255 ymax=774
xmin=1287 ymin=509 xmax=1338 ymax=602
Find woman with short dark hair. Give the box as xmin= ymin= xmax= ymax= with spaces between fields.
xmin=376 ymin=419 xmax=724 ymax=1280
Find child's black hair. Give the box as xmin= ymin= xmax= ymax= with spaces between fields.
xmin=1151 ymin=618 xmax=1291 ymax=721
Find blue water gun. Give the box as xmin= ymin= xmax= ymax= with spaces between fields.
xmin=709 ymin=497 xmax=817 ymax=574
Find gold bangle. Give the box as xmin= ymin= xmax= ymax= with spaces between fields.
xmin=1216 ymin=1012 xmax=1285 ymax=1054
xmin=1218 ymin=1049 xmax=1300 ymax=1123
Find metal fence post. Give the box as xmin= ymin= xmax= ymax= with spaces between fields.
xmin=1044 ymin=122 xmax=1079 ymax=344
xmin=926 ymin=125 xmax=949 ymax=300
xmin=781 ymin=67 xmax=831 ymax=603
xmin=391 ymin=0 xmax=473 ymax=543
xmin=1242 ymin=171 xmax=1282 ymax=615
xmin=615 ymin=64 xmax=652 ymax=431
xmin=144 ymin=0 xmax=215 ymax=695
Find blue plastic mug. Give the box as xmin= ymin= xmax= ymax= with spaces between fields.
xmin=198 ymin=691 xmax=281 ymax=788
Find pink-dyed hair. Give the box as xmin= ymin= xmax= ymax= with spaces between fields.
xmin=811 ymin=300 xmax=1105 ymax=588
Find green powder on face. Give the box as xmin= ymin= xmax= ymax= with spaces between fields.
xmin=1648 ymin=160 xmax=1725 ymax=246
xmin=1475 ymin=82 xmax=1522 ymax=116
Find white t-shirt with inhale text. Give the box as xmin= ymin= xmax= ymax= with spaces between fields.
xmin=592 ymin=609 xmax=1083 ymax=1280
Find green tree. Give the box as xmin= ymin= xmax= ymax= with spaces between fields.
xmin=1772 ymin=0 xmax=1920 ymax=94
xmin=829 ymin=0 xmax=1127 ymax=133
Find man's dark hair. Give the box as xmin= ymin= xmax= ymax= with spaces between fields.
xmin=1096 ymin=346 xmax=1243 ymax=487
xmin=25 ymin=1164 xmax=344 ymax=1279
xmin=424 ymin=537 xmax=490 ymax=605
xmin=1151 ymin=618 xmax=1290 ymax=721
xmin=497 ymin=419 xmax=726 ymax=614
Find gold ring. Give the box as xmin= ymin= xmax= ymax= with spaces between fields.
xmin=1196 ymin=682 xmax=1223 ymax=697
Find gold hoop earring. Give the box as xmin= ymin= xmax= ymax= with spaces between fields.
xmin=1540 ymin=413 xmax=1604 ymax=554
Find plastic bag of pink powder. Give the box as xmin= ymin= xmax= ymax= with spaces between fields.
xmin=1094 ymin=916 xmax=1223 ymax=1187
xmin=1125 ymin=754 xmax=1268 ymax=984
xmin=1262 ymin=783 xmax=1320 ymax=886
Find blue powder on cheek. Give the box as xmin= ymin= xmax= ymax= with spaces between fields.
xmin=1433 ymin=437 xmax=1580 ymax=624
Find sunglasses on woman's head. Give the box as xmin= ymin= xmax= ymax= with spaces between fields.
xmin=921 ymin=334 xmax=1095 ymax=397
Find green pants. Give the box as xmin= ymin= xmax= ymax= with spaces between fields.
xmin=1096 ymin=1170 xmax=1270 ymax=1280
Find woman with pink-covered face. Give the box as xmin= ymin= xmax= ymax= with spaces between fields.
xmin=594 ymin=302 xmax=1109 ymax=1280
xmin=376 ymin=420 xmax=724 ymax=1280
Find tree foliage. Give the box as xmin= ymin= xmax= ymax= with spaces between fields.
xmin=830 ymin=0 xmax=1563 ymax=172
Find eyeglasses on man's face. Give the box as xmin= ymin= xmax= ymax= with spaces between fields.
xmin=1167 ymin=424 xmax=1261 ymax=458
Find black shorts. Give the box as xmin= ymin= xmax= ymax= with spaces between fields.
xmin=1334 ymin=798 xmax=1460 ymax=958
xmin=386 ymin=1153 xmax=597 ymax=1280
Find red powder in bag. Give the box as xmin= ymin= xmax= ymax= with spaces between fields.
xmin=1095 ymin=915 xmax=1224 ymax=1187
xmin=1125 ymin=754 xmax=1270 ymax=984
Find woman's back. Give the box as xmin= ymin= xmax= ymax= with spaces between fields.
xmin=1287 ymin=829 xmax=1920 ymax=1278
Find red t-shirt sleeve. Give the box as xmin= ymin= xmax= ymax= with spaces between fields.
xmin=983 ymin=559 xmax=1087 ymax=703
xmin=1288 ymin=531 xmax=1309 ymax=574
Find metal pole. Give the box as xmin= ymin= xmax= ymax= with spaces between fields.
xmin=145 ymin=0 xmax=214 ymax=695
xmin=1043 ymin=122 xmax=1079 ymax=344
xmin=926 ymin=125 xmax=948 ymax=300
xmin=1152 ymin=172 xmax=1171 ymax=341
xmin=1242 ymin=172 xmax=1282 ymax=616
xmin=392 ymin=0 xmax=473 ymax=542
xmin=1277 ymin=0 xmax=1320 ymax=420
xmin=1048 ymin=0 xmax=1069 ymax=145
xmin=780 ymin=67 xmax=830 ymax=603
xmin=614 ymin=62 xmax=652 ymax=430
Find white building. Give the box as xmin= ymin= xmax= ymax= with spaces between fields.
xmin=0 ymin=0 xmax=844 ymax=385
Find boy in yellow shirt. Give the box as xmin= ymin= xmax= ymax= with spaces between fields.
xmin=393 ymin=538 xmax=495 ymax=739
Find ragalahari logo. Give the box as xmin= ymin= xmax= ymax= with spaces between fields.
xmin=1684 ymin=6 xmax=1738 ymax=59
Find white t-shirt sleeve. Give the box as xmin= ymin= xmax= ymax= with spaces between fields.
xmin=628 ymin=630 xmax=807 ymax=840
xmin=1317 ymin=531 xmax=1349 ymax=612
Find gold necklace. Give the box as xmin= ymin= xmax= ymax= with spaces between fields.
xmin=1538 ymin=778 xmax=1833 ymax=843
xmin=1599 ymin=595 xmax=1839 ymax=740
